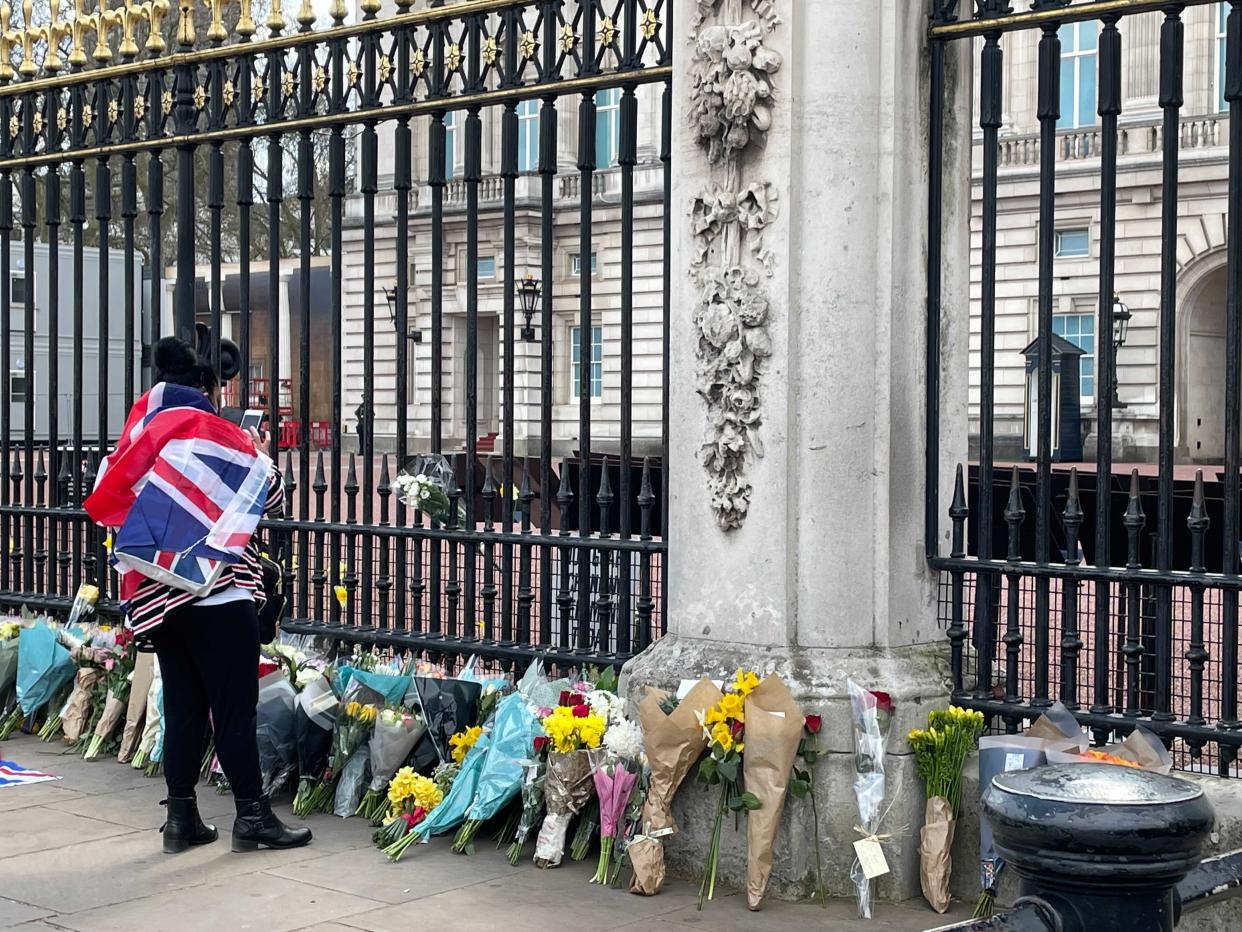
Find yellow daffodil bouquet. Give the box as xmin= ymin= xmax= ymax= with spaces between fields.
xmin=910 ymin=706 xmax=985 ymax=914
xmin=693 ymin=669 xmax=763 ymax=909
xmin=304 ymin=699 xmax=378 ymax=813
xmin=372 ymin=765 xmax=445 ymax=856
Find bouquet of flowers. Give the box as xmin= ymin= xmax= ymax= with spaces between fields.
xmin=37 ymin=625 xmax=106 ymax=742
xmin=357 ymin=707 xmax=426 ymax=823
xmin=374 ymin=766 xmax=446 ymax=858
xmin=389 ymin=725 xmax=490 ymax=858
xmin=84 ymin=628 xmax=138 ymax=759
xmin=740 ymin=674 xmax=805 ymax=911
xmin=392 ymin=455 xmax=466 ymax=525
xmin=848 ymin=679 xmax=895 ymax=920
xmin=118 ymin=651 xmax=155 ymax=763
xmin=909 ymin=706 xmax=985 ymax=914
xmin=0 ymin=619 xmax=75 ymax=739
xmin=629 ymin=678 xmax=723 ymax=896
xmin=410 ymin=674 xmax=483 ymax=772
xmin=693 ymin=670 xmax=763 ymax=909
xmin=589 ymin=750 xmax=640 ymax=884
xmin=66 ymin=583 xmax=99 ymax=629
xmin=0 ymin=619 xmax=20 ymax=717
xmin=256 ymin=670 xmax=300 ymax=796
xmin=131 ymin=661 xmax=164 ymax=771
xmin=291 ymin=674 xmax=340 ymax=817
xmin=506 ymin=750 xmax=547 ymax=865
xmin=305 ymin=697 xmax=376 ymax=813
xmin=452 ymin=691 xmax=541 ymax=852
xmin=533 ymin=694 xmax=606 ymax=868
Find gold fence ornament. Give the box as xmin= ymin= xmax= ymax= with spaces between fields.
xmin=90 ymin=0 xmax=122 ymax=63
xmin=36 ymin=9 xmax=72 ymax=73
xmin=0 ymin=2 xmax=17 ymax=82
xmin=205 ymin=0 xmax=225 ymax=42
xmin=236 ymin=0 xmax=255 ymax=38
xmin=176 ymin=0 xmax=193 ymax=47
xmin=145 ymin=0 xmax=169 ymax=52
xmin=117 ymin=0 xmax=149 ymax=59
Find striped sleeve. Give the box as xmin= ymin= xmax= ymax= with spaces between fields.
xmin=265 ymin=465 xmax=284 ymax=517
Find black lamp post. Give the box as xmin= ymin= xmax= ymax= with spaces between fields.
xmin=383 ymin=286 xmax=421 ymax=343
xmin=518 ymin=273 xmax=541 ymax=343
xmin=1111 ymin=293 xmax=1131 ymax=409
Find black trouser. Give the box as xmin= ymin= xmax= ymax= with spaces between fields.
xmin=149 ymin=600 xmax=261 ymax=800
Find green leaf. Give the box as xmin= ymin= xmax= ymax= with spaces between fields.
xmin=727 ymin=795 xmax=746 ymax=812
xmin=717 ymin=758 xmax=739 ymax=783
xmin=697 ymin=757 xmax=718 ymax=784
xmin=789 ymin=778 xmax=810 ymax=800
xmin=803 ymin=748 xmax=819 ymax=766
xmin=740 ymin=792 xmax=762 ymax=811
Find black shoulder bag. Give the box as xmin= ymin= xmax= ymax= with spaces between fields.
xmin=256 ymin=549 xmax=285 ymax=645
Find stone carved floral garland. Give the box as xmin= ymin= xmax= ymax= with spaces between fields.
xmin=687 ymin=1 xmax=781 ymax=531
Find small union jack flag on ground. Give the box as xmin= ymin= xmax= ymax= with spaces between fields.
xmin=0 ymin=760 xmax=61 ymax=788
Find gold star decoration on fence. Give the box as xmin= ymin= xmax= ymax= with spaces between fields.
xmin=559 ymin=24 xmax=576 ymax=53
xmin=596 ymin=15 xmax=616 ymax=46
xmin=519 ymin=30 xmax=537 ymax=60
xmin=640 ymin=8 xmax=659 ymax=39
xmin=481 ymin=36 xmax=498 ymax=65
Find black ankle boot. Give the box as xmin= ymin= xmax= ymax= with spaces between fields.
xmin=161 ymin=797 xmax=219 ymax=853
xmin=232 ymin=798 xmax=313 ymax=851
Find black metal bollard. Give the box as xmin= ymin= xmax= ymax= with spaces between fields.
xmin=927 ymin=763 xmax=1223 ymax=932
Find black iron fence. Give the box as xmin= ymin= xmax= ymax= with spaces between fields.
xmin=0 ymin=0 xmax=671 ymax=670
xmin=927 ymin=0 xmax=1242 ymax=775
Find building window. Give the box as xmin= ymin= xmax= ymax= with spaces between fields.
xmin=1053 ymin=227 xmax=1090 ymax=258
xmin=1058 ymin=22 xmax=1097 ymax=129
xmin=10 ymin=373 xmax=25 ymax=403
xmin=477 ymin=256 xmax=496 ymax=278
xmin=1053 ymin=312 xmax=1096 ymax=403
xmin=570 ymin=252 xmax=598 ymax=277
xmin=517 ymin=99 xmax=539 ymax=172
xmin=444 ymin=110 xmax=457 ymax=181
xmin=570 ymin=325 xmax=603 ymax=400
xmin=595 ymin=88 xmax=621 ymax=167
xmin=11 ymin=274 xmax=26 ymax=305
xmin=1219 ymin=3 xmax=1229 ymax=112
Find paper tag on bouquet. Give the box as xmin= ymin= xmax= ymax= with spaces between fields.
xmin=853 ymin=837 xmax=890 ymax=880
xmin=676 ymin=678 xmax=723 ymax=700
xmin=1004 ymin=752 xmax=1026 ymax=771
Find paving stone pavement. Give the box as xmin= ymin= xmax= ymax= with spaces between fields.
xmin=0 ymin=738 xmax=971 ymax=932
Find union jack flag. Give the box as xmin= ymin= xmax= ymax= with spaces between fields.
xmin=84 ymin=383 xmax=273 ymax=599
xmin=0 ymin=760 xmax=60 ymax=787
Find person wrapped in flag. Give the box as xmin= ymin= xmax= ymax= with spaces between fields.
xmin=84 ymin=335 xmax=311 ymax=856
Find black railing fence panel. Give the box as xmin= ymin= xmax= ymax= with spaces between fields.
xmin=0 ymin=0 xmax=671 ymax=671
xmin=929 ymin=0 xmax=1242 ymax=774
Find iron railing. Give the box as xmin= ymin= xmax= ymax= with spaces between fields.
xmin=927 ymin=0 xmax=1242 ymax=773
xmin=0 ymin=0 xmax=672 ymax=671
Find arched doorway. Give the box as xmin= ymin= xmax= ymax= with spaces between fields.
xmin=1182 ymin=264 xmax=1228 ymax=463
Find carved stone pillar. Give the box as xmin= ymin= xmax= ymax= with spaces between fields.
xmin=623 ymin=0 xmax=973 ymax=906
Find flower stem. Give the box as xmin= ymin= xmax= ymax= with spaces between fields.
xmin=809 ymin=784 xmax=826 ymax=907
xmin=452 ymin=819 xmax=481 ymax=853
xmin=591 ymin=836 xmax=613 ymax=884
xmin=697 ymin=782 xmax=728 ymax=911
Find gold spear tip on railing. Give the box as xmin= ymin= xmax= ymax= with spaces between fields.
xmin=176 ymin=0 xmax=194 ymax=47
xmin=17 ymin=0 xmax=37 ymax=76
xmin=296 ymin=0 xmax=314 ymax=29
xmin=92 ymin=0 xmax=121 ymax=63
xmin=145 ymin=0 xmax=169 ymax=52
xmin=206 ymin=0 xmax=225 ymax=42
xmin=266 ymin=0 xmax=283 ymax=35
xmin=0 ymin=2 xmax=15 ymax=82
xmin=236 ymin=0 xmax=256 ymax=38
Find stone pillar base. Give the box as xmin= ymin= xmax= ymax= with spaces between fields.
xmin=622 ymin=635 xmax=951 ymax=904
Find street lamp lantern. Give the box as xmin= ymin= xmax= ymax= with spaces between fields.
xmin=1111 ymin=293 xmax=1131 ymax=409
xmin=518 ymin=273 xmax=541 ymax=343
xmin=1112 ymin=293 xmax=1131 ymax=348
xmin=384 ymin=285 xmax=421 ymax=343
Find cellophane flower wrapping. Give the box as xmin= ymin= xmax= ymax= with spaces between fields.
xmin=0 ymin=624 xmax=19 ymax=711
xmin=15 ymin=622 xmax=75 ymax=718
xmin=334 ymin=747 xmax=371 ymax=817
xmin=411 ymin=675 xmax=483 ymax=767
xmin=588 ymin=749 xmax=639 ymax=884
xmin=256 ymin=671 xmax=299 ymax=796
xmin=392 ymin=455 xmax=465 ymax=525
xmin=359 ymin=709 xmax=426 ymax=821
xmin=453 ymin=692 xmax=540 ymax=849
xmin=291 ymin=673 xmax=339 ymax=815
xmin=534 ymin=749 xmax=593 ymax=867
xmin=848 ymin=679 xmax=893 ymax=920
xmin=131 ymin=660 xmax=163 ymax=769
xmin=507 ymin=759 xmax=546 ymax=864
xmin=409 ymin=728 xmax=489 ymax=841
xmin=974 ymin=736 xmax=1046 ymax=917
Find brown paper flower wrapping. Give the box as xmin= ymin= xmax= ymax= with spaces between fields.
xmin=118 ymin=652 xmax=154 ymax=763
xmin=919 ymin=796 xmax=955 ymax=913
xmin=627 ymin=837 xmax=666 ymax=896
xmin=61 ymin=667 xmax=103 ymax=743
xmin=533 ymin=749 xmax=594 ymax=867
xmin=742 ymin=675 xmax=805 ymax=910
xmin=93 ymin=692 xmax=127 ymax=745
xmin=638 ymin=678 xmax=724 ymax=835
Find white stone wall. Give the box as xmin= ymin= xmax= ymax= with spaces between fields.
xmin=969 ymin=4 xmax=1232 ymax=463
